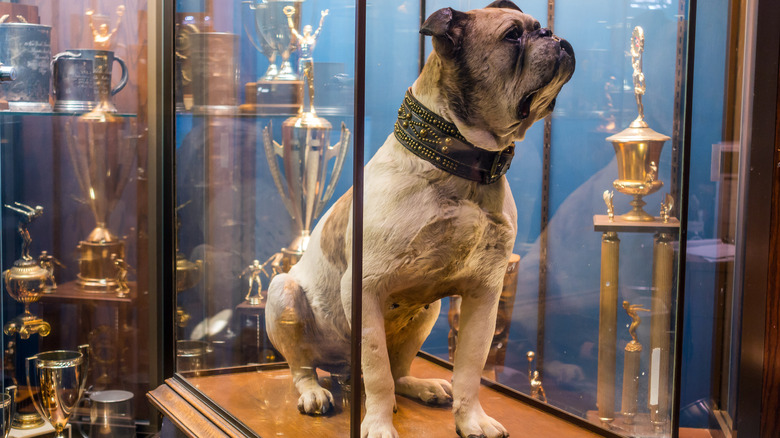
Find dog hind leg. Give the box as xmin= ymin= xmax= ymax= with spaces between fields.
xmin=266 ymin=273 xmax=335 ymax=415
xmin=388 ymin=300 xmax=453 ymax=405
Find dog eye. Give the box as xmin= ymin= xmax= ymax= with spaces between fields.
xmin=533 ymin=21 xmax=541 ymax=30
xmin=504 ymin=27 xmax=523 ymax=41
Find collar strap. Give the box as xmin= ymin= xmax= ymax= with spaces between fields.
xmin=393 ymin=89 xmax=514 ymax=185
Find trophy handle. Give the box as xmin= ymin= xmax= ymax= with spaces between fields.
xmin=314 ymin=122 xmax=351 ymax=219
xmin=78 ymin=344 xmax=90 ymax=400
xmin=25 ymin=355 xmax=45 ymax=419
xmin=262 ymin=123 xmax=296 ymax=220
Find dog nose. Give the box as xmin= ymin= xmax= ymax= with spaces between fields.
xmin=538 ymin=28 xmax=552 ymax=38
xmin=560 ymin=38 xmax=575 ymax=59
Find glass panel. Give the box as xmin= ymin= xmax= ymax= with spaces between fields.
xmin=173 ymin=0 xmax=356 ymax=435
xmin=405 ymin=1 xmax=691 ymax=437
xmin=1 ymin=0 xmax=153 ymax=436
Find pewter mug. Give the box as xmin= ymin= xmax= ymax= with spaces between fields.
xmin=52 ymin=49 xmax=128 ymax=112
xmin=0 ymin=23 xmax=52 ymax=111
xmin=87 ymin=390 xmax=135 ymax=438
xmin=1 ymin=387 xmax=16 ymax=438
xmin=26 ymin=345 xmax=89 ymax=438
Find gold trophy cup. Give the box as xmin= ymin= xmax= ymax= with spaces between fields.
xmin=606 ymin=27 xmax=670 ymax=221
xmin=26 ymin=345 xmax=90 ymax=438
xmin=1 ymin=387 xmax=16 ymax=438
xmin=66 ymin=110 xmax=135 ymax=294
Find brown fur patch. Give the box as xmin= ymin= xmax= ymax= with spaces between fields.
xmin=320 ymin=188 xmax=352 ymax=270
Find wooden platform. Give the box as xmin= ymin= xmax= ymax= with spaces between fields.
xmin=160 ymin=357 xmax=606 ymax=437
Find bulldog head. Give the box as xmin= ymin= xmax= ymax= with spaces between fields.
xmin=418 ymin=0 xmax=575 ymax=150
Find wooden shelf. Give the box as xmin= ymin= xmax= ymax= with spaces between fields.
xmin=150 ymin=356 xmax=608 ymax=437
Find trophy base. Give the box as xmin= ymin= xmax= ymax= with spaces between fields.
xmin=11 ymin=411 xmax=45 ymax=429
xmin=241 ymin=80 xmax=303 ymax=115
xmin=76 ymin=239 xmax=125 ymax=294
xmin=3 ymin=313 xmax=51 ymax=339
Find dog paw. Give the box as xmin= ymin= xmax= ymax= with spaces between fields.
xmin=455 ymin=411 xmax=508 ymax=438
xmin=297 ymin=387 xmax=335 ymax=415
xmin=361 ymin=413 xmax=399 ymax=438
xmin=395 ymin=376 xmax=453 ymax=405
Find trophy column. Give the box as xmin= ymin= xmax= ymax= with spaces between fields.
xmin=591 ymin=214 xmax=679 ymax=431
xmin=596 ymin=231 xmax=619 ymax=424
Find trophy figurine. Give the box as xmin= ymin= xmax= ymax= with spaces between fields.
xmin=285 ymin=6 xmax=327 ymax=115
xmin=526 ymin=351 xmax=547 ymax=403
xmin=621 ymin=301 xmax=650 ymax=424
xmin=606 ymin=26 xmax=670 ymax=221
xmin=3 ymin=202 xmax=52 ymax=340
xmin=241 ymin=0 xmax=305 ymax=114
xmin=240 ymin=259 xmax=273 ymax=305
xmin=66 ymin=110 xmax=135 ymax=294
xmin=26 ymin=345 xmax=90 ymax=438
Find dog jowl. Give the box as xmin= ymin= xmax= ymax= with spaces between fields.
xmin=264 ymin=2 xmax=574 ymax=438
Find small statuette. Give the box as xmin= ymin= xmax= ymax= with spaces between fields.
xmin=623 ymin=300 xmax=650 ymax=344
xmin=111 ymin=254 xmax=133 ymax=297
xmin=38 ymin=251 xmax=65 ymax=292
xmin=603 ymin=190 xmax=614 ymax=221
xmin=645 ymin=161 xmax=658 ymax=186
xmin=660 ymin=193 xmax=674 ymax=223
xmin=240 ymin=258 xmax=274 ymax=305
xmin=526 ymin=351 xmax=547 ymax=403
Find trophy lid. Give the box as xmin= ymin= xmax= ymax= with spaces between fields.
xmin=606 ymin=124 xmax=670 ymax=144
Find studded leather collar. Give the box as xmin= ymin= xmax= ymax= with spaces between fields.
xmin=393 ymin=89 xmax=514 ymax=185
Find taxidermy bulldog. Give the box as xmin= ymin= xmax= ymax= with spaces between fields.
xmin=265 ymin=1 xmax=575 ymax=437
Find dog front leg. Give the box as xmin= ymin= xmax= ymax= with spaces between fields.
xmin=452 ymin=290 xmax=508 ymax=438
xmin=360 ymin=292 xmax=399 ymax=438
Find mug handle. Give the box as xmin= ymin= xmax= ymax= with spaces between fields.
xmin=111 ymin=56 xmax=128 ymax=96
xmin=25 ymin=355 xmax=45 ymax=419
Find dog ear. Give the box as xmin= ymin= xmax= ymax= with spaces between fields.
xmin=485 ymin=0 xmax=523 ymax=12
xmin=420 ymin=7 xmax=467 ymax=59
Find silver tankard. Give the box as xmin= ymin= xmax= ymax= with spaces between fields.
xmin=52 ymin=49 xmax=128 ymax=113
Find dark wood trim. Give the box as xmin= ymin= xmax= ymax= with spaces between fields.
xmin=760 ymin=31 xmax=780 ymax=438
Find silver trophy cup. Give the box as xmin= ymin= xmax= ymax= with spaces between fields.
xmin=263 ymin=112 xmax=350 ymax=271
xmin=26 ymin=345 xmax=90 ymax=438
xmin=245 ymin=0 xmax=303 ymax=81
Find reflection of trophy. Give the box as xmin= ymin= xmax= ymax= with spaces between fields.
xmin=241 ymin=0 xmax=304 ymax=114
xmin=26 ymin=345 xmax=90 ymax=438
xmin=174 ymin=202 xmax=203 ymax=327
xmin=263 ymin=113 xmax=350 ymax=271
xmin=3 ymin=202 xmax=52 ymax=340
xmin=606 ymin=26 xmax=670 ymax=221
xmin=66 ymin=110 xmax=135 ymax=294
xmin=86 ymin=6 xmax=125 ymax=51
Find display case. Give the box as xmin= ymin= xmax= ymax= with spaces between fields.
xmin=0 ymin=0 xmax=166 ymax=437
xmin=2 ymin=0 xmax=777 ymax=437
